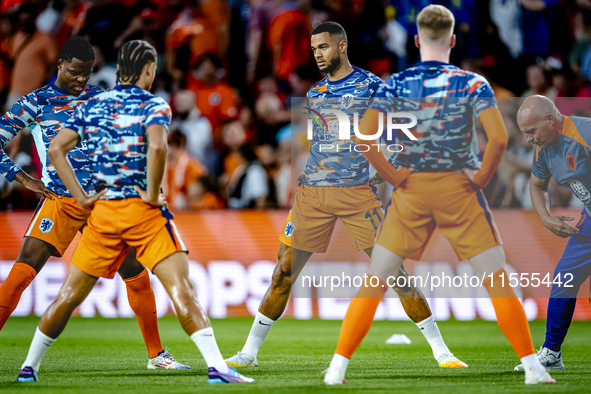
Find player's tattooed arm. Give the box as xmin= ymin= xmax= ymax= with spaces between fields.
xmin=48 ymin=128 xmax=106 ymax=208
xmin=530 ymin=173 xmax=579 ymax=238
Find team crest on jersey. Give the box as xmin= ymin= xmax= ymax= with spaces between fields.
xmin=566 ymin=154 xmax=577 ymax=171
xmin=562 ymin=179 xmax=591 ymax=203
xmin=284 ymin=222 xmax=295 ymax=237
xmin=39 ymin=218 xmax=54 ymax=233
xmin=340 ymin=94 xmax=355 ymax=109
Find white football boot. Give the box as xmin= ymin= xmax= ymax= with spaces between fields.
xmin=147 ymin=348 xmax=190 ymax=369
xmin=323 ymin=365 xmax=346 ymax=385
xmin=225 ymin=352 xmax=258 ymax=368
xmin=515 ymin=347 xmax=565 ymax=371
xmin=436 ymin=353 xmax=468 ymax=368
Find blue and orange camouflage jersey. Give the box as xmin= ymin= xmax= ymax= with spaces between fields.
xmin=64 ymin=84 xmax=172 ymax=200
xmin=0 ymin=84 xmax=103 ymax=196
xmin=299 ymin=67 xmax=383 ymax=187
xmin=532 ymin=116 xmax=591 ymax=216
xmin=370 ymin=61 xmax=497 ymax=172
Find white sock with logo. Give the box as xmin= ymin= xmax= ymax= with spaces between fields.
xmin=329 ymin=353 xmax=350 ymax=372
xmin=521 ymin=353 xmax=545 ymax=374
xmin=22 ymin=327 xmax=55 ymax=371
xmin=241 ymin=312 xmax=276 ymax=357
xmin=190 ymin=327 xmax=229 ymax=373
xmin=416 ymin=315 xmax=450 ymax=359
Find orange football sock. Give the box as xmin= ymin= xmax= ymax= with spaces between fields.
xmin=483 ymin=269 xmax=535 ymax=359
xmin=0 ymin=262 xmax=37 ymax=331
xmin=335 ymin=281 xmax=387 ymax=358
xmin=123 ymin=268 xmax=163 ymax=358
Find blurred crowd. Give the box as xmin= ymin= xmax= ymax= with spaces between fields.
xmin=1 ymin=0 xmax=591 ymax=211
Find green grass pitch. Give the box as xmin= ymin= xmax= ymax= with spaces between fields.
xmin=0 ymin=317 xmax=589 ymax=393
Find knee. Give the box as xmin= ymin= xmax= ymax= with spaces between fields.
xmin=16 ymin=244 xmax=52 ymax=273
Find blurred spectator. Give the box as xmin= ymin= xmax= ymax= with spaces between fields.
xmin=112 ymin=1 xmax=183 ymax=53
xmin=359 ymin=0 xmax=388 ymax=75
xmin=5 ymin=3 xmax=58 ymax=110
xmin=165 ymin=0 xmax=224 ymax=82
xmin=227 ymin=143 xmax=269 ymax=209
xmin=245 ymin=0 xmax=279 ymax=84
xmin=55 ymin=0 xmax=88 ymax=48
xmin=495 ymin=132 xmax=535 ymax=208
xmin=274 ymin=124 xmax=291 ymax=208
xmin=189 ymin=176 xmax=225 ymax=210
xmin=446 ymin=0 xmax=479 ymax=62
xmin=268 ymin=0 xmax=313 ymax=89
xmin=3 ymin=0 xmax=591 ymax=211
xmin=462 ymin=58 xmax=516 ymax=98
xmin=170 ymin=89 xmax=214 ymax=173
xmin=520 ymin=0 xmax=560 ymax=59
xmin=88 ymin=45 xmax=117 ymax=89
xmin=78 ymin=0 xmax=135 ymax=63
xmin=553 ymin=66 xmax=591 ymax=98
xmin=187 ymin=53 xmax=238 ymax=144
xmin=200 ymin=0 xmax=230 ymax=56
xmin=522 ymin=64 xmax=557 ymax=99
xmin=0 ymin=14 xmax=12 ymax=99
xmin=490 ymin=0 xmax=523 ymax=59
xmin=220 ymin=120 xmax=247 ymax=184
xmin=163 ymin=130 xmax=207 ymax=210
xmin=255 ymin=76 xmax=290 ymax=144
xmin=570 ymin=8 xmax=591 ymax=76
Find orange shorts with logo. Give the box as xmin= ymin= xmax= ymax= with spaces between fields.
xmin=280 ymin=184 xmax=383 ymax=253
xmin=72 ymin=199 xmax=187 ymax=279
xmin=377 ymin=172 xmax=502 ymax=261
xmin=24 ymin=196 xmax=90 ymax=257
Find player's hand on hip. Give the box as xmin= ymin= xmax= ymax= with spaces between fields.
xmin=369 ymin=173 xmax=385 ymax=186
xmin=77 ymin=188 xmax=107 ymax=209
xmin=134 ymin=186 xmax=167 ymax=207
xmin=15 ymin=172 xmax=60 ymax=200
xmin=542 ymin=215 xmax=579 ymax=238
xmin=461 ymin=167 xmax=480 ymax=191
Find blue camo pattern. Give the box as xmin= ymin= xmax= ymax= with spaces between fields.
xmin=370 ymin=61 xmax=497 ymax=171
xmin=65 ymin=84 xmax=171 ymax=200
xmin=299 ymin=67 xmax=383 ymax=186
xmin=0 ymin=84 xmax=103 ymax=195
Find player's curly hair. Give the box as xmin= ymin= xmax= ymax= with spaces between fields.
xmin=116 ymin=40 xmax=158 ymax=85
xmin=59 ymin=36 xmax=95 ymax=63
xmin=311 ymin=21 xmax=347 ymax=44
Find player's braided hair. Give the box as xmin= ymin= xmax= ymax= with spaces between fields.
xmin=59 ymin=36 xmax=95 ymax=63
xmin=116 ymin=40 xmax=158 ymax=85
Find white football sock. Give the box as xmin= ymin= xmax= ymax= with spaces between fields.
xmin=22 ymin=327 xmax=55 ymax=371
xmin=521 ymin=353 xmax=545 ymax=374
xmin=416 ymin=315 xmax=450 ymax=358
xmin=190 ymin=327 xmax=229 ymax=373
xmin=241 ymin=312 xmax=276 ymax=357
xmin=330 ymin=353 xmax=350 ymax=372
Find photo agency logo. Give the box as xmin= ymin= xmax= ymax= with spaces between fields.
xmin=304 ymin=98 xmax=418 ymax=153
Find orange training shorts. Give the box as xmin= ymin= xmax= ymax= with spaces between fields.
xmin=72 ymin=198 xmax=187 ymax=279
xmin=281 ymin=184 xmax=383 ymax=253
xmin=376 ymin=172 xmax=502 ymax=261
xmin=24 ymin=196 xmax=90 ymax=257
